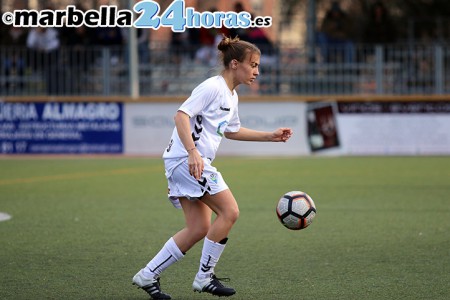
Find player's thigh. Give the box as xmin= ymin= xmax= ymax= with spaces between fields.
xmin=179 ymin=197 xmax=212 ymax=230
xmin=200 ymin=189 xmax=239 ymax=221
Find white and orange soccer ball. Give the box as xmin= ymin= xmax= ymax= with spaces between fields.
xmin=276 ymin=191 xmax=316 ymax=230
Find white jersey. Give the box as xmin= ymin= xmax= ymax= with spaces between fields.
xmin=163 ymin=75 xmax=240 ymax=162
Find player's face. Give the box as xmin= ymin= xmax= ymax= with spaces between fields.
xmin=236 ymin=52 xmax=260 ymax=85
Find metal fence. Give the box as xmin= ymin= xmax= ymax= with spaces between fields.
xmin=1 ymin=43 xmax=449 ymax=96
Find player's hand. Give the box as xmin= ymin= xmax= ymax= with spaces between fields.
xmin=271 ymin=128 xmax=293 ymax=142
xmin=188 ymin=149 xmax=204 ymax=180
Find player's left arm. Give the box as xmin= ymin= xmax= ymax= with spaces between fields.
xmin=224 ymin=127 xmax=293 ymax=142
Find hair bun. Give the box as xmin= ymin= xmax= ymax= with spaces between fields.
xmin=217 ymin=35 xmax=240 ymax=51
xmin=216 ymin=35 xmax=260 ymax=68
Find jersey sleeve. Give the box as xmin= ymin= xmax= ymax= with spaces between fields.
xmin=178 ymin=79 xmax=219 ymax=117
xmin=225 ymin=105 xmax=241 ymax=133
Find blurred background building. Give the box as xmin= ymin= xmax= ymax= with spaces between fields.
xmin=1 ymin=0 xmax=450 ymax=96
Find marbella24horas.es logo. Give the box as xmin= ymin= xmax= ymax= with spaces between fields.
xmin=2 ymin=0 xmax=272 ymax=31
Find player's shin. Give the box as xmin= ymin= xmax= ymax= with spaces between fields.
xmin=196 ymin=237 xmax=228 ymax=279
xmin=143 ymin=237 xmax=184 ymax=278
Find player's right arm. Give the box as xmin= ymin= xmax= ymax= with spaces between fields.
xmin=174 ymin=110 xmax=204 ymax=180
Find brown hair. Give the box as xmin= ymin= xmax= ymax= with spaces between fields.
xmin=217 ymin=35 xmax=261 ymax=68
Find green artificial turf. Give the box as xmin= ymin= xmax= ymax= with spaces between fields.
xmin=0 ymin=156 xmax=449 ymax=299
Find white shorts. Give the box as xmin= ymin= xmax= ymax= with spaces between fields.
xmin=165 ymin=158 xmax=229 ymax=209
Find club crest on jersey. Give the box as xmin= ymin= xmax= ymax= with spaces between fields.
xmin=209 ymin=173 xmax=218 ymax=184
xmin=216 ymin=120 xmax=229 ymax=137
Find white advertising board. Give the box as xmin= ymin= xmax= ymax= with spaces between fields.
xmin=124 ymin=103 xmax=179 ymax=155
xmin=218 ymin=102 xmax=308 ymax=156
xmin=124 ymin=102 xmax=308 ymax=156
xmin=336 ymin=102 xmax=450 ymax=155
xmin=123 ymin=101 xmax=450 ymax=156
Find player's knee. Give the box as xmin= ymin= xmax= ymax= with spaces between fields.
xmin=226 ymin=206 xmax=240 ymax=224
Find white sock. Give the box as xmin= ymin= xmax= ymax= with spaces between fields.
xmin=143 ymin=237 xmax=184 ymax=278
xmin=196 ymin=237 xmax=227 ymax=279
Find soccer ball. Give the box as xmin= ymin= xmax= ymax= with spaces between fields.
xmin=276 ymin=191 xmax=316 ymax=230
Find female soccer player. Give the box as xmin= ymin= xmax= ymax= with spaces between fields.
xmin=133 ymin=36 xmax=293 ymax=299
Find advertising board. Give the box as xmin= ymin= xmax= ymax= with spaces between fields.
xmin=2 ymin=99 xmax=449 ymax=156
xmin=337 ymin=101 xmax=450 ymax=155
xmin=0 ymin=102 xmax=123 ymax=154
xmin=124 ymin=102 xmax=309 ymax=156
